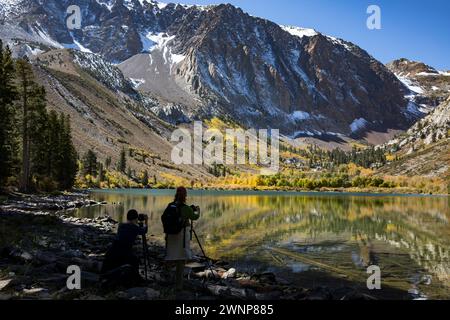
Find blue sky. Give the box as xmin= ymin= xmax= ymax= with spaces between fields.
xmin=179 ymin=0 xmax=450 ymax=70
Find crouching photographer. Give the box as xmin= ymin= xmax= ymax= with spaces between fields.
xmin=101 ymin=209 xmax=148 ymax=285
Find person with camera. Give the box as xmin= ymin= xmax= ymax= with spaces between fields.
xmin=101 ymin=209 xmax=148 ymax=283
xmin=162 ymin=187 xmax=200 ymax=291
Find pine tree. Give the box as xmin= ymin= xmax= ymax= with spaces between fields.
xmin=57 ymin=114 xmax=78 ymax=190
xmin=105 ymin=156 xmax=112 ymax=169
xmin=0 ymin=40 xmax=18 ymax=187
xmin=117 ymin=147 xmax=127 ymax=173
xmin=29 ymin=85 xmax=50 ymax=181
xmin=82 ymin=149 xmax=98 ymax=176
xmin=16 ymin=59 xmax=36 ymax=192
xmin=141 ymin=169 xmax=149 ymax=186
xmin=46 ymin=110 xmax=60 ymax=179
xmin=96 ymin=162 xmax=105 ymax=185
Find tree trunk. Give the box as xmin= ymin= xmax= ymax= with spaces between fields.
xmin=20 ymin=69 xmax=30 ymax=193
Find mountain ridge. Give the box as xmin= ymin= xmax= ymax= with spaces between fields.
xmin=1 ymin=0 xmax=421 ymax=141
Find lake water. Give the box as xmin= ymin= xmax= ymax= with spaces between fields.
xmin=73 ymin=189 xmax=450 ymax=299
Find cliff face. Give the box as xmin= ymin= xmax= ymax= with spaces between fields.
xmin=1 ymin=0 xmax=419 ymax=140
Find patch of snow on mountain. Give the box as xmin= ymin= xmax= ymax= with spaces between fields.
xmin=25 ymin=45 xmax=44 ymax=56
xmin=143 ymin=32 xmax=185 ymax=69
xmin=96 ymin=0 xmax=114 ymax=11
xmin=129 ymin=78 xmax=146 ymax=89
xmin=291 ymin=111 xmax=311 ymax=121
xmin=349 ymin=90 xmax=360 ymax=104
xmin=326 ymin=36 xmax=353 ymax=52
xmin=33 ymin=23 xmax=64 ymax=49
xmin=140 ymin=32 xmax=157 ymax=52
xmin=64 ymin=34 xmax=93 ymax=53
xmin=73 ymin=51 xmax=133 ymax=93
xmin=416 ymin=72 xmax=439 ymax=76
xmin=406 ymin=101 xmax=422 ymax=117
xmin=281 ymin=26 xmax=318 ymax=39
xmin=292 ymin=131 xmax=315 ymax=138
xmin=396 ymin=74 xmax=424 ymax=94
xmin=155 ymin=1 xmax=168 ymax=9
xmin=350 ymin=118 xmax=368 ymax=132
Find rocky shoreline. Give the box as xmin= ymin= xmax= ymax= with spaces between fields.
xmin=0 ymin=193 xmax=376 ymax=301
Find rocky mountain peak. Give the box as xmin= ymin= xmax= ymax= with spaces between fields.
xmin=1 ymin=0 xmax=434 ymax=143
xmin=387 ymin=58 xmax=450 ymax=114
xmin=387 ymin=58 xmax=439 ymax=77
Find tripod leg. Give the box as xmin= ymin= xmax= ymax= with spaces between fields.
xmin=192 ymin=229 xmax=217 ymax=279
xmin=142 ymin=236 xmax=148 ymax=281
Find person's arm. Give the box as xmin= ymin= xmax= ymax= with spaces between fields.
xmin=181 ymin=205 xmax=200 ymax=221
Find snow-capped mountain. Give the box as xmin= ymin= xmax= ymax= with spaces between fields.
xmin=387 ymin=58 xmax=450 ymax=115
xmin=0 ymin=0 xmax=420 ymax=140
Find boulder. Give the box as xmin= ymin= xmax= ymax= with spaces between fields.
xmin=222 ymin=268 xmax=237 ymax=279
xmin=206 ymin=284 xmax=231 ymax=297
xmin=22 ymin=287 xmax=51 ymax=299
xmin=0 ymin=279 xmax=12 ymax=291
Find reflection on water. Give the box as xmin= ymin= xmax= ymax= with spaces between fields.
xmin=73 ymin=189 xmax=450 ymax=299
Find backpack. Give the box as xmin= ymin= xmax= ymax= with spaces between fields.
xmin=161 ymin=202 xmax=186 ymax=235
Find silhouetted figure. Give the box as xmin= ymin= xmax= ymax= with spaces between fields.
xmin=101 ymin=209 xmax=148 ymax=285
xmin=162 ymin=187 xmax=200 ymax=291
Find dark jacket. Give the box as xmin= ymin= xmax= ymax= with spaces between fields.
xmin=101 ymin=223 xmax=147 ymax=274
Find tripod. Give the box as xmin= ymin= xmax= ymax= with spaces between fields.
xmin=191 ymin=225 xmax=218 ymax=279
xmin=140 ymin=233 xmax=151 ymax=281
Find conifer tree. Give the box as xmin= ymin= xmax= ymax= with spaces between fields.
xmin=0 ymin=40 xmax=17 ymax=187
xmin=15 ymin=59 xmax=35 ymax=192
xmin=57 ymin=114 xmax=78 ymax=190
xmin=117 ymin=147 xmax=127 ymax=173
xmin=105 ymin=156 xmax=112 ymax=169
xmin=141 ymin=169 xmax=149 ymax=186
xmin=97 ymin=162 xmax=105 ymax=185
xmin=29 ymin=85 xmax=50 ymax=180
xmin=82 ymin=149 xmax=98 ymax=176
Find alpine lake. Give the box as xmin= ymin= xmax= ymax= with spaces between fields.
xmin=70 ymin=189 xmax=450 ymax=300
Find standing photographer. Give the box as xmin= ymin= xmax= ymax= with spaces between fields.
xmin=162 ymin=187 xmax=200 ymax=291
xmin=102 ymin=209 xmax=148 ymax=282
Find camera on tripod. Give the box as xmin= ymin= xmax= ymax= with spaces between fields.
xmin=138 ymin=213 xmax=148 ymax=222
xmin=190 ymin=205 xmax=200 ymax=213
